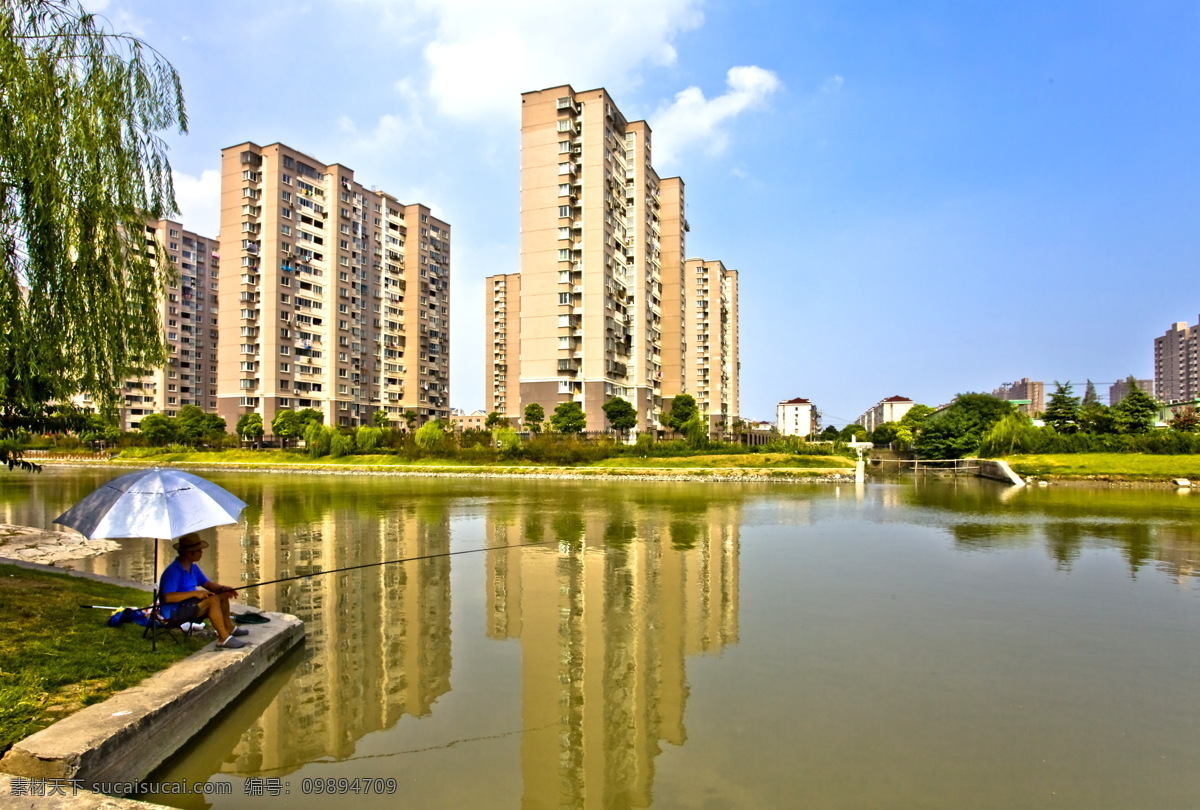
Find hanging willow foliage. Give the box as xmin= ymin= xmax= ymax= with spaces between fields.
xmin=0 ymin=0 xmax=186 ymax=431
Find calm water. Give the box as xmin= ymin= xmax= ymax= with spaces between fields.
xmin=3 ymin=469 xmax=1200 ymax=809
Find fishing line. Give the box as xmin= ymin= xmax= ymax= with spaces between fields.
xmin=219 ymin=538 xmax=558 ymax=593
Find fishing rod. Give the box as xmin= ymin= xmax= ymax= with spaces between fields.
xmin=211 ymin=538 xmax=557 ymax=594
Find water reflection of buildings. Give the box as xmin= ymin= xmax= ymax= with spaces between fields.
xmin=485 ymin=501 xmax=740 ymax=808
xmin=218 ymin=490 xmax=453 ymax=777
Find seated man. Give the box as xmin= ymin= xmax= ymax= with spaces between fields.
xmin=159 ymin=533 xmax=249 ymax=649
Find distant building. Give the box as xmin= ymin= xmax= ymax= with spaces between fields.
xmin=856 ymin=396 xmax=914 ymax=433
xmin=1154 ymin=318 xmax=1200 ymax=402
xmin=992 ymin=378 xmax=1045 ymax=415
xmin=776 ymin=398 xmax=814 ymax=437
xmin=451 ymin=409 xmax=489 ymax=431
xmin=1109 ymin=379 xmax=1154 ymax=406
xmin=216 ymin=141 xmax=451 ymax=431
xmin=76 ymin=218 xmax=219 ymax=431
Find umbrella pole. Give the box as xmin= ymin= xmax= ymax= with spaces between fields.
xmin=151 ymin=539 xmax=159 ymax=652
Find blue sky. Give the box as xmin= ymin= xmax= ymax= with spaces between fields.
xmin=90 ymin=0 xmax=1200 ymax=426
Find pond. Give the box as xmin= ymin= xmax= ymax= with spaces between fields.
xmin=3 ymin=469 xmax=1200 ymax=808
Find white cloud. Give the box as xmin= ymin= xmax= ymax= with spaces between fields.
xmin=171 ymin=169 xmax=220 ymax=237
xmin=336 ymin=78 xmax=428 ymax=156
xmin=821 ymin=74 xmax=844 ymax=94
xmin=651 ymin=66 xmax=782 ymax=167
xmin=419 ymin=0 xmax=704 ymax=120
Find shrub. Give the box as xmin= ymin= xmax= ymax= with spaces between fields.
xmin=305 ymin=423 xmax=331 ymax=458
xmin=356 ymin=426 xmax=382 ymax=453
xmin=329 ymin=431 xmax=354 ymax=459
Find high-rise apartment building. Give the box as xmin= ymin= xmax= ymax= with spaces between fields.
xmin=1154 ymin=318 xmax=1200 ymax=403
xmin=217 ymin=142 xmax=450 ymax=431
xmin=486 ymin=273 xmax=521 ymax=419
xmin=684 ymin=259 xmax=739 ymax=427
xmin=79 ymin=218 xmax=220 ymax=430
xmin=489 ymin=85 xmax=738 ymax=434
xmin=1109 ymin=378 xmax=1154 ymax=406
xmin=991 ymin=378 xmax=1045 ymax=415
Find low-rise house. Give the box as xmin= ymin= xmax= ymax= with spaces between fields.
xmin=856 ymin=396 xmax=914 ymax=433
xmin=776 ymin=398 xmax=815 ymax=437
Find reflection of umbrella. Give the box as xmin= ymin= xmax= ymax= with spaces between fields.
xmin=54 ymin=468 xmax=247 ymax=646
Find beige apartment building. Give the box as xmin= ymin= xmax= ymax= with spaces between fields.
xmin=992 ymin=378 xmax=1045 ymax=415
xmin=488 ymin=85 xmax=738 ymax=434
xmin=487 ymin=272 xmax=521 ymax=418
xmin=78 ymin=219 xmax=220 ymax=430
xmin=1109 ymin=378 xmax=1154 ymax=406
xmin=684 ymin=259 xmax=739 ymax=428
xmin=856 ymin=395 xmax=915 ymax=433
xmin=217 ymin=142 xmax=449 ymax=431
xmin=1154 ymin=318 xmax=1200 ymax=403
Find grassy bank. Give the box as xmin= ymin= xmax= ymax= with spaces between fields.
xmin=85 ymin=448 xmax=856 ymax=474
xmin=1003 ymin=453 xmax=1200 ymax=480
xmin=0 ymin=565 xmax=206 ymax=753
xmin=593 ymin=453 xmax=853 ymax=470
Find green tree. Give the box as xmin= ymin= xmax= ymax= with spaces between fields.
xmin=839 ymin=424 xmax=868 ymax=442
xmin=1078 ymin=401 xmax=1116 ymax=435
xmin=1169 ymin=405 xmax=1200 ymax=433
xmin=494 ymin=426 xmax=520 ymax=457
xmin=819 ymin=425 xmax=840 ymax=441
xmin=304 ymin=423 xmax=330 ymax=458
xmin=682 ymin=416 xmax=709 ymax=449
xmin=1112 ymin=378 xmax=1157 ymax=434
xmin=137 ymin=413 xmax=175 ymax=446
xmin=0 ymin=2 xmax=187 ymax=471
xmin=372 ymin=409 xmax=389 ymax=428
xmin=550 ymin=401 xmax=587 ymax=434
xmin=272 ymin=409 xmax=302 ymax=449
xmin=485 ymin=411 xmax=506 ymax=430
xmin=356 ymin=425 xmax=381 ymax=452
xmin=661 ymin=394 xmax=698 ymax=433
xmin=978 ymin=412 xmax=1041 ymax=457
xmin=329 ymin=430 xmax=354 ymax=459
xmin=80 ymin=412 xmax=120 ymax=446
xmin=601 ymin=397 xmax=638 ymax=437
xmin=523 ymin=403 xmax=545 ymax=434
xmin=403 ymin=409 xmax=418 ymax=431
xmin=1042 ymin=381 xmax=1081 ymax=434
xmin=915 ymin=394 xmax=1014 ymax=459
xmin=175 ymin=404 xmax=224 ymax=446
xmin=235 ymin=412 xmax=264 ymax=449
xmin=870 ymin=421 xmax=901 ymax=446
xmin=1082 ymin=379 xmax=1099 ymax=405
xmin=414 ymin=420 xmax=445 ymax=451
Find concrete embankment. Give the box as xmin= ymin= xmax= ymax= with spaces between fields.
xmin=0 ymin=560 xmax=304 ymax=801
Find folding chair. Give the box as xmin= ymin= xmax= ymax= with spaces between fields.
xmin=143 ymin=596 xmax=203 ymax=647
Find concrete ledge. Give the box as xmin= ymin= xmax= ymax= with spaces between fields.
xmin=1 ymin=610 xmax=304 ymax=792
xmin=976 ymin=459 xmax=1026 ymax=487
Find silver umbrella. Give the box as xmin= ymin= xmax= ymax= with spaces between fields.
xmin=54 ymin=468 xmax=247 ymax=646
xmin=54 ymin=467 xmax=246 ymax=542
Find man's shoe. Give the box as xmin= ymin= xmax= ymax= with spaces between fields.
xmin=231 ymin=627 xmax=249 ymax=637
xmin=218 ymin=637 xmax=247 ymax=649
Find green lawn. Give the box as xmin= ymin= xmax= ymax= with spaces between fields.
xmin=592 ymin=453 xmax=854 ymax=469
xmin=0 ymin=565 xmax=207 ymax=753
xmin=105 ymin=449 xmax=856 ymax=472
xmin=1003 ymin=453 xmax=1200 ymax=479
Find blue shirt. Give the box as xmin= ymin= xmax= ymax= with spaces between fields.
xmin=158 ymin=559 xmax=208 ymax=619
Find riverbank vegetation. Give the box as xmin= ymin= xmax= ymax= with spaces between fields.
xmin=0 ymin=564 xmax=206 ymax=753
xmin=15 ymin=407 xmax=859 ymax=470
xmin=903 ymin=381 xmax=1197 ymax=461
xmin=1002 ymin=454 xmax=1200 ymax=479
